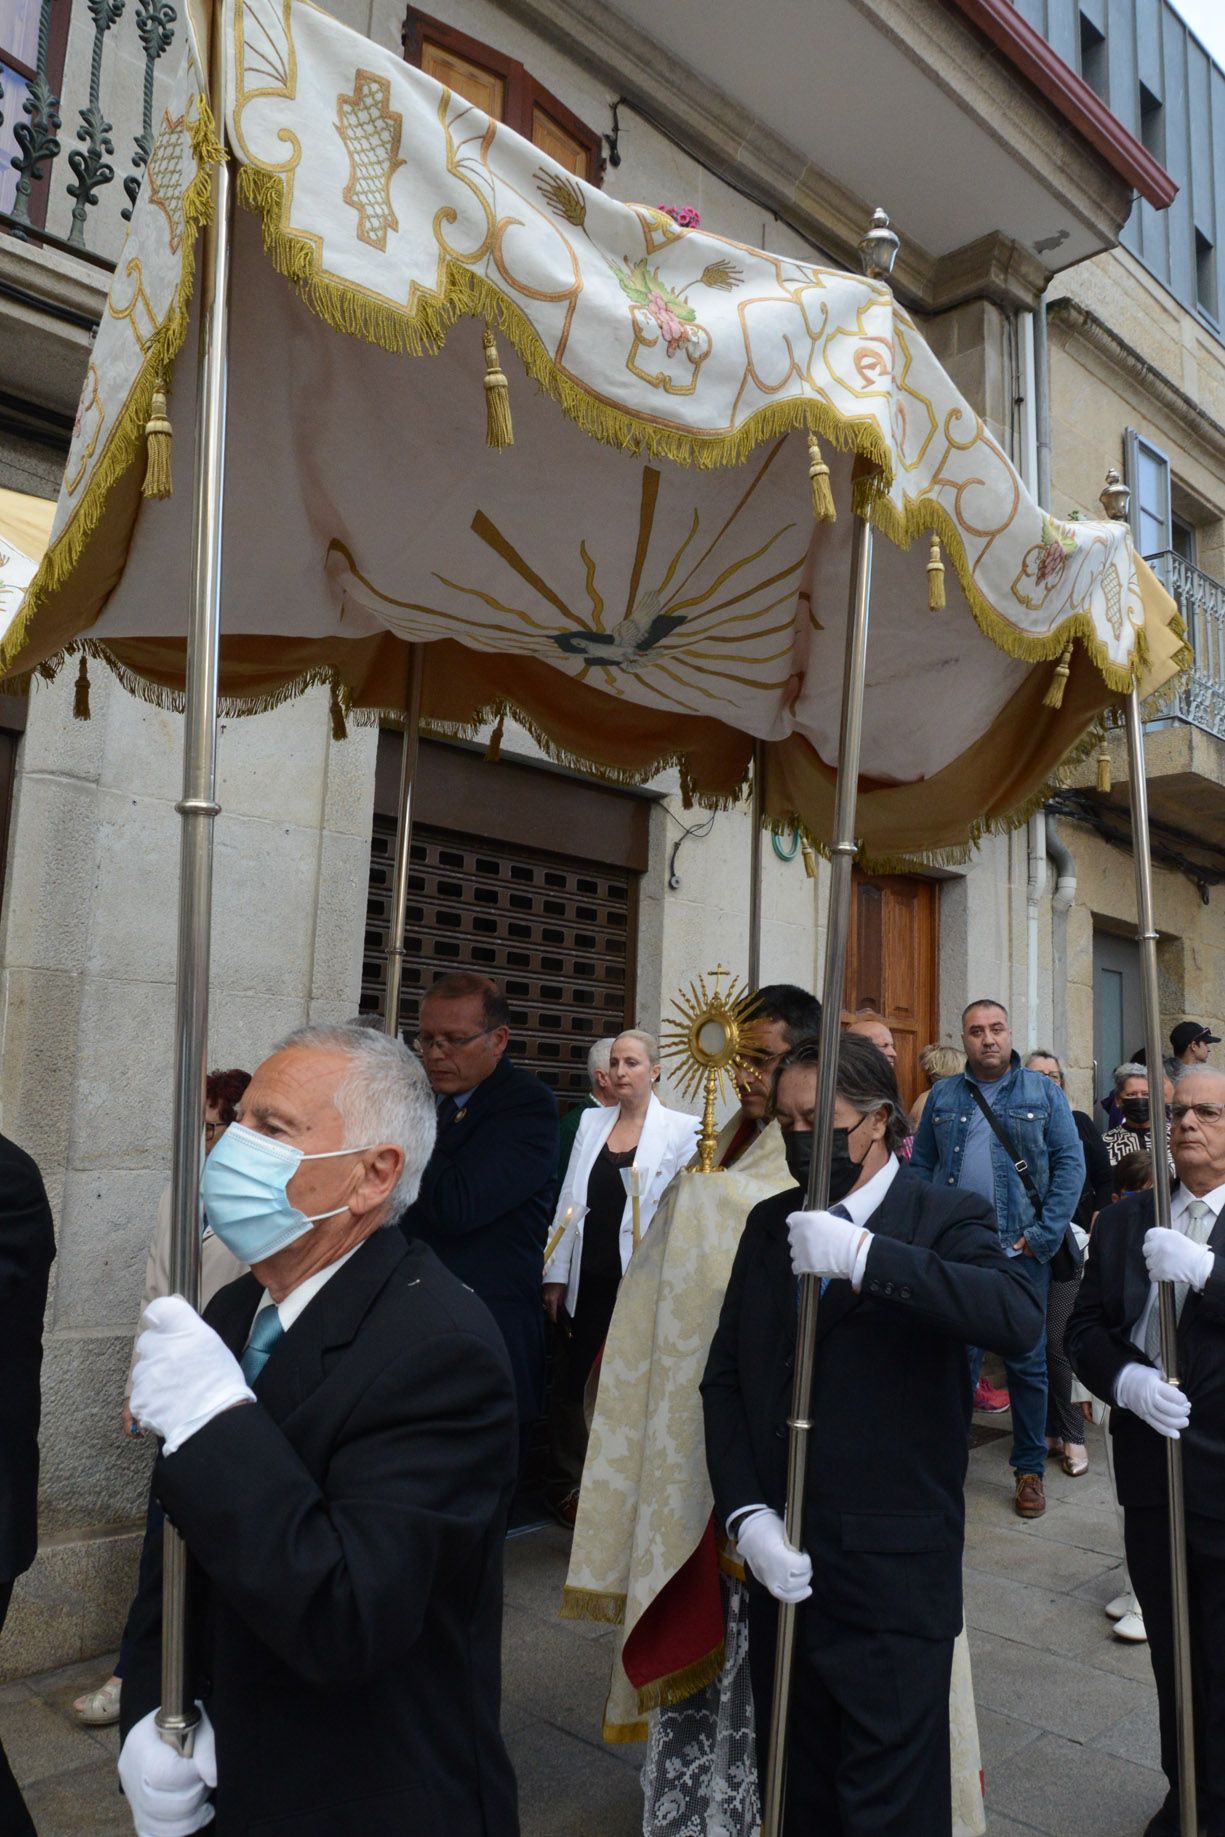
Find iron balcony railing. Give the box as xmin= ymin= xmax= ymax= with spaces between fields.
xmin=1 ymin=0 xmax=180 ymax=266
xmin=1146 ymin=550 xmax=1225 ymax=742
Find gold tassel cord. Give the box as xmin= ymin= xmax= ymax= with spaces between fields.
xmin=329 ymin=683 xmax=348 ymax=741
xmin=800 ymin=840 xmax=818 ymax=879
xmin=1043 ymin=643 xmax=1074 ymax=710
xmin=484 ymin=711 xmax=506 ymax=761
xmin=73 ymin=654 xmax=90 ymax=721
xmin=142 ymin=381 xmax=174 ymax=499
xmin=482 ymin=326 xmax=513 ymax=449
xmin=926 ymin=535 xmax=945 ymax=611
xmin=807 ymin=434 xmax=836 ymax=523
xmin=1097 ymin=744 xmax=1112 ymax=794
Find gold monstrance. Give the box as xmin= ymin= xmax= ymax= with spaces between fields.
xmin=661 ymin=965 xmax=758 ymax=1173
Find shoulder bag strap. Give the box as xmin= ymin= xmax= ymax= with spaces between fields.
xmin=966 ymin=1082 xmax=1044 ymax=1225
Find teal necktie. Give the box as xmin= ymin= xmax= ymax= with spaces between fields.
xmin=241 ymin=1306 xmax=285 ymax=1384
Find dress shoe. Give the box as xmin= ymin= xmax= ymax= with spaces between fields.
xmin=1014 ymin=1472 xmax=1046 ymax=1518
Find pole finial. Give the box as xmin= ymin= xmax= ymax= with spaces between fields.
xmin=1100 ymin=465 xmax=1131 ymax=523
xmin=859 ymin=207 xmax=900 ymax=280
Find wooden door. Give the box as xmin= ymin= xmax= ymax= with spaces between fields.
xmin=843 ymin=871 xmax=939 ymax=1108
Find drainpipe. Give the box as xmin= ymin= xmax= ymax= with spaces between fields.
xmin=1045 ymin=813 xmax=1077 ymax=1066
xmin=1026 ymin=812 xmax=1047 ymax=1053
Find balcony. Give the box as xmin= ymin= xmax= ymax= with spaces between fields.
xmin=1058 ymin=552 xmax=1225 ymax=897
xmin=1 ymin=0 xmax=185 ymax=432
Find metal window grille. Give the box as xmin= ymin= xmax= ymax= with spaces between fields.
xmin=361 ymin=820 xmax=634 ymax=1102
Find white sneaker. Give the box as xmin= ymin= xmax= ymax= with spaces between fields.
xmin=73 ymin=1677 xmax=121 ymax=1725
xmin=1113 ymin=1611 xmax=1147 ymax=1643
xmin=1105 ymin=1592 xmax=1134 ymax=1621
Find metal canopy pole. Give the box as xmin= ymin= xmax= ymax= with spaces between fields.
xmin=748 ymin=739 xmax=764 ymax=991
xmin=157 ymin=0 xmax=233 ymax=1757
xmin=383 ymin=645 xmax=425 ymax=1038
xmin=759 ymin=207 xmax=896 ymax=1837
xmin=1103 ymin=467 xmax=1197 ymax=1837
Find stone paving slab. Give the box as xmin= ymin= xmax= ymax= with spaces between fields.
xmin=985 ymin=1728 xmax=1167 ymax=1836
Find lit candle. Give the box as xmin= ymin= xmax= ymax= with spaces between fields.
xmin=544 ymin=1204 xmax=574 ymax=1270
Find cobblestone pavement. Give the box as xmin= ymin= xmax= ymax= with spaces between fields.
xmin=1 ymin=1413 xmax=1170 ymax=1836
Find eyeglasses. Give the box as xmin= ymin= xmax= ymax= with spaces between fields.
xmin=203 ymin=1121 xmax=225 ymax=1140
xmin=414 ymin=1028 xmax=492 ymax=1055
xmin=1170 ymin=1102 xmax=1225 ymax=1124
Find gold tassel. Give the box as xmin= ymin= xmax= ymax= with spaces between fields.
xmin=482 ymin=327 xmax=513 ymax=448
xmin=800 ymin=840 xmax=817 ymax=879
xmin=142 ymin=381 xmax=173 ymax=499
xmin=1097 ymin=744 xmax=1112 ymax=794
xmin=926 ymin=536 xmax=945 ymax=611
xmin=329 ymin=684 xmax=348 ymax=741
xmin=485 ymin=711 xmax=506 ymax=761
xmin=73 ymin=655 xmax=90 ymax=721
xmin=1043 ymin=644 xmax=1073 ymax=710
xmin=807 ymin=434 xmax=836 ymax=523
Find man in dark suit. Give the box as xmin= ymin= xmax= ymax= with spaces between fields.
xmin=0 ymin=1132 xmax=55 ymax=1837
xmin=120 ymin=1023 xmax=519 ymax=1837
xmin=1067 ymin=1064 xmax=1225 ymax=1837
xmin=702 ymin=1035 xmax=1041 ymax=1835
xmin=400 ymin=971 xmax=558 ymax=1430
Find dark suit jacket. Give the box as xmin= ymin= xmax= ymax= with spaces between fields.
xmin=1073 ymin=1109 xmax=1113 ymax=1233
xmin=701 ymin=1166 xmax=1042 ymax=1641
xmin=120 ymin=1231 xmax=520 ymax=1837
xmin=0 ymin=1133 xmax=55 ymax=1583
xmin=1067 ymin=1187 xmax=1225 ymax=1518
xmin=400 ymin=1056 xmax=558 ymax=1421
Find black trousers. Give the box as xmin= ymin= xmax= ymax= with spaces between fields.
xmin=1125 ymin=1506 xmax=1225 ymax=1835
xmin=0 ymin=1581 xmax=37 ymax=1837
xmin=748 ymin=1586 xmax=954 ymax=1836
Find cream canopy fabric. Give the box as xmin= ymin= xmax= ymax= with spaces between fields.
xmin=0 ymin=490 xmax=55 ymax=650
xmin=0 ymin=0 xmax=1185 ymax=862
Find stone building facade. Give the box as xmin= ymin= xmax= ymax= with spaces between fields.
xmin=1 ymin=0 xmax=1221 ymax=1672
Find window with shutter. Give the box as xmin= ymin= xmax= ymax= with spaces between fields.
xmin=403 ymin=8 xmax=603 ymax=184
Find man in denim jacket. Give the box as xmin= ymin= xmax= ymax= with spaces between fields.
xmin=911 ymin=999 xmax=1085 ymax=1518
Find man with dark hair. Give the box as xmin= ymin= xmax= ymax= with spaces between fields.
xmin=1171 ymin=1019 xmax=1221 ymax=1071
xmin=703 ymin=1035 xmax=1040 ymax=1834
xmin=910 ymin=997 xmax=1084 ymax=1519
xmin=401 ymin=971 xmax=558 ymax=1432
xmin=0 ymin=1132 xmax=55 ymax=1837
xmin=719 ymin=982 xmax=823 ymax=1168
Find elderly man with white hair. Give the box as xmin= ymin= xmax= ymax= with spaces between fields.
xmin=118 ymin=1023 xmax=520 ymax=1837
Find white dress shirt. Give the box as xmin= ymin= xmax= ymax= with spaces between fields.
xmin=1129 ymin=1180 xmax=1225 ymax=1359
xmin=247 ymin=1242 xmax=361 ymax=1344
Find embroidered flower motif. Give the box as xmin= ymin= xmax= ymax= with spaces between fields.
xmin=646 ymin=289 xmax=689 ymax=353
xmin=612 ymin=257 xmax=698 ymax=354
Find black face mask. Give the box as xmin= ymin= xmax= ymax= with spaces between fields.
xmin=784 ymin=1114 xmax=870 ymax=1202
xmin=1121 ymin=1097 xmax=1151 ymax=1127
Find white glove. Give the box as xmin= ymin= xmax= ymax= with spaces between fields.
xmin=787 ymin=1209 xmax=872 ymax=1287
xmin=118 ymin=1706 xmax=216 ymax=1836
xmin=1143 ymin=1226 xmax=1215 ymax=1293
xmin=734 ymin=1509 xmax=813 ymax=1604
xmin=1114 ymin=1361 xmax=1192 ymax=1439
xmin=130 ymin=1296 xmax=254 ymax=1455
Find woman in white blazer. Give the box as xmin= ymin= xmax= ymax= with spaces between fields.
xmin=543 ymin=1030 xmax=697 ymax=1518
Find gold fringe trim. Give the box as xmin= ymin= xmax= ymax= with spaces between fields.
xmin=482 ymin=325 xmax=513 ymax=448
xmin=1043 ymin=644 xmax=1074 ymax=710
xmin=601 ymin=1713 xmax=650 ymax=1746
xmin=629 ymin=1643 xmax=725 ymax=1717
xmin=926 ymin=534 xmax=945 ymax=611
xmin=559 ymin=1585 xmax=626 ymax=1626
xmin=0 ymin=97 xmax=225 ymax=683
xmin=234 ymin=163 xmax=896 ymax=480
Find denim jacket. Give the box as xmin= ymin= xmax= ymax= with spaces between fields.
xmin=909 ymin=1053 xmax=1085 ymax=1262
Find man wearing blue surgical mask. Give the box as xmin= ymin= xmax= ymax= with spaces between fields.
xmin=117 ymin=1024 xmax=520 ymax=1837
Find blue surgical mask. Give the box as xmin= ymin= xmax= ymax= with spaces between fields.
xmin=200 ymin=1122 xmax=375 ymax=1263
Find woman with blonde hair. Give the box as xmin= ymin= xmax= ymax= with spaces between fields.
xmin=543 ymin=1029 xmax=697 ymax=1521
xmin=911 ymin=1042 xmax=967 ymax=1129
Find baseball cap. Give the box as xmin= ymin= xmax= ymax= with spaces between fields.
xmin=1171 ymin=1020 xmax=1222 ymax=1055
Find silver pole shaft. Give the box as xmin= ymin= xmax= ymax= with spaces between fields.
xmin=156 ymin=0 xmax=233 ymax=1758
xmin=383 ymin=646 xmax=425 ymax=1037
xmin=761 ymin=516 xmax=874 ymax=1837
xmin=748 ymin=739 xmax=764 ymax=991
xmin=1123 ymin=686 xmax=1198 ymax=1837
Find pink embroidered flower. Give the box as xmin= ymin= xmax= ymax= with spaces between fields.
xmin=1035 ymin=540 xmax=1067 ymax=586
xmin=647 ymin=289 xmax=689 ymax=354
